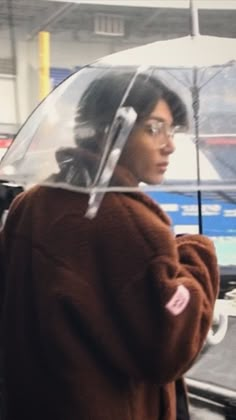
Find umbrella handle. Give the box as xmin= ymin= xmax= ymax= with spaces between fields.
xmin=205 ymin=311 xmax=228 ymax=346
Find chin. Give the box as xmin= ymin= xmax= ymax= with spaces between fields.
xmin=145 ymin=174 xmax=164 ymax=185
xmin=143 ymin=176 xmax=164 ymax=186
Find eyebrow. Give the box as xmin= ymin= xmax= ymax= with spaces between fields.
xmin=146 ymin=116 xmax=174 ymax=125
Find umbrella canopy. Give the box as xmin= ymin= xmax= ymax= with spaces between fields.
xmin=99 ymin=35 xmax=236 ymax=67
xmin=0 ymin=35 xmax=236 ymax=219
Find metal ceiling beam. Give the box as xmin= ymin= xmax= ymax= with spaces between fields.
xmin=45 ymin=0 xmax=236 ymax=10
xmin=27 ymin=3 xmax=76 ymax=40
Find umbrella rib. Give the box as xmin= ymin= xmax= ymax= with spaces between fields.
xmin=215 ymin=190 xmax=236 ymax=205
xmin=204 ymin=146 xmax=236 ymax=179
xmin=162 ymin=68 xmax=190 ymax=89
xmin=200 ymin=62 xmax=235 ymax=90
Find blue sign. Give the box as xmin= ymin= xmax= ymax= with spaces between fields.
xmin=148 ymin=191 xmax=236 ymax=237
xmin=148 ymin=191 xmax=236 ymax=267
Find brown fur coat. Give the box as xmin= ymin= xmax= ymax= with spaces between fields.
xmin=0 ymin=185 xmax=219 ymax=420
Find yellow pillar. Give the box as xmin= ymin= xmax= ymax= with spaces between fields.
xmin=38 ymin=31 xmax=50 ymax=101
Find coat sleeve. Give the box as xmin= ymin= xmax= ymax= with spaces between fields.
xmin=94 ymin=193 xmax=220 ymax=384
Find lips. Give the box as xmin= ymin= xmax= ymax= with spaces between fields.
xmin=156 ymin=163 xmax=169 ymax=174
xmin=157 ymin=162 xmax=169 ymax=169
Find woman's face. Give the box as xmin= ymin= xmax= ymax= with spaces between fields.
xmin=120 ymin=99 xmax=176 ymax=185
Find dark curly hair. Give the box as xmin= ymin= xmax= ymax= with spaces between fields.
xmin=74 ymin=68 xmax=188 ymax=152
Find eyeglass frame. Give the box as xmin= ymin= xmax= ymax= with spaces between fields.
xmin=136 ymin=116 xmax=187 ymax=148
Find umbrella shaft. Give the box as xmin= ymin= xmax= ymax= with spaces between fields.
xmin=190 ymin=0 xmax=200 ymax=37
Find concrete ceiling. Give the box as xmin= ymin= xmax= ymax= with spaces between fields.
xmin=1 ymin=0 xmax=236 ymax=41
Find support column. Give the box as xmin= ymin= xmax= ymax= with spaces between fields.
xmin=38 ymin=31 xmax=51 ymax=101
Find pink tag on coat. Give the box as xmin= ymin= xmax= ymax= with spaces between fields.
xmin=165 ymin=285 xmax=190 ymax=316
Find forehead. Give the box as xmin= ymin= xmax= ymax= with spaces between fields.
xmin=148 ymin=99 xmax=173 ymax=125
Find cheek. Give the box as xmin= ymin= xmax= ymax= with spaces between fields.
xmin=120 ymin=132 xmax=142 ymax=163
xmin=129 ymin=132 xmax=153 ymax=157
xmin=119 ymin=132 xmax=159 ymax=176
xmin=132 ymin=143 xmax=159 ymax=180
xmin=136 ymin=140 xmax=157 ymax=165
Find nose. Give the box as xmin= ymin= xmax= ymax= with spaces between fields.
xmin=162 ymin=135 xmax=175 ymax=154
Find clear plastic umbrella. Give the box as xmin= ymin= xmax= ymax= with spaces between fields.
xmin=1 ymin=37 xmax=236 ymax=220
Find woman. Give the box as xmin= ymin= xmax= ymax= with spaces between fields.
xmin=55 ymin=71 xmax=188 ymax=189
xmin=0 ymin=70 xmax=219 ymax=420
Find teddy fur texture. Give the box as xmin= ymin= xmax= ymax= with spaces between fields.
xmin=0 ymin=186 xmax=219 ymax=420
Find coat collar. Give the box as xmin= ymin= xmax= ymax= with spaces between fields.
xmin=55 ymin=146 xmax=171 ymax=226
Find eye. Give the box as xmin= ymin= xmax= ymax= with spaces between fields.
xmin=145 ymin=124 xmax=160 ymax=135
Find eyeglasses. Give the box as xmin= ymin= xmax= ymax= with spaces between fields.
xmin=140 ymin=119 xmax=184 ymax=148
